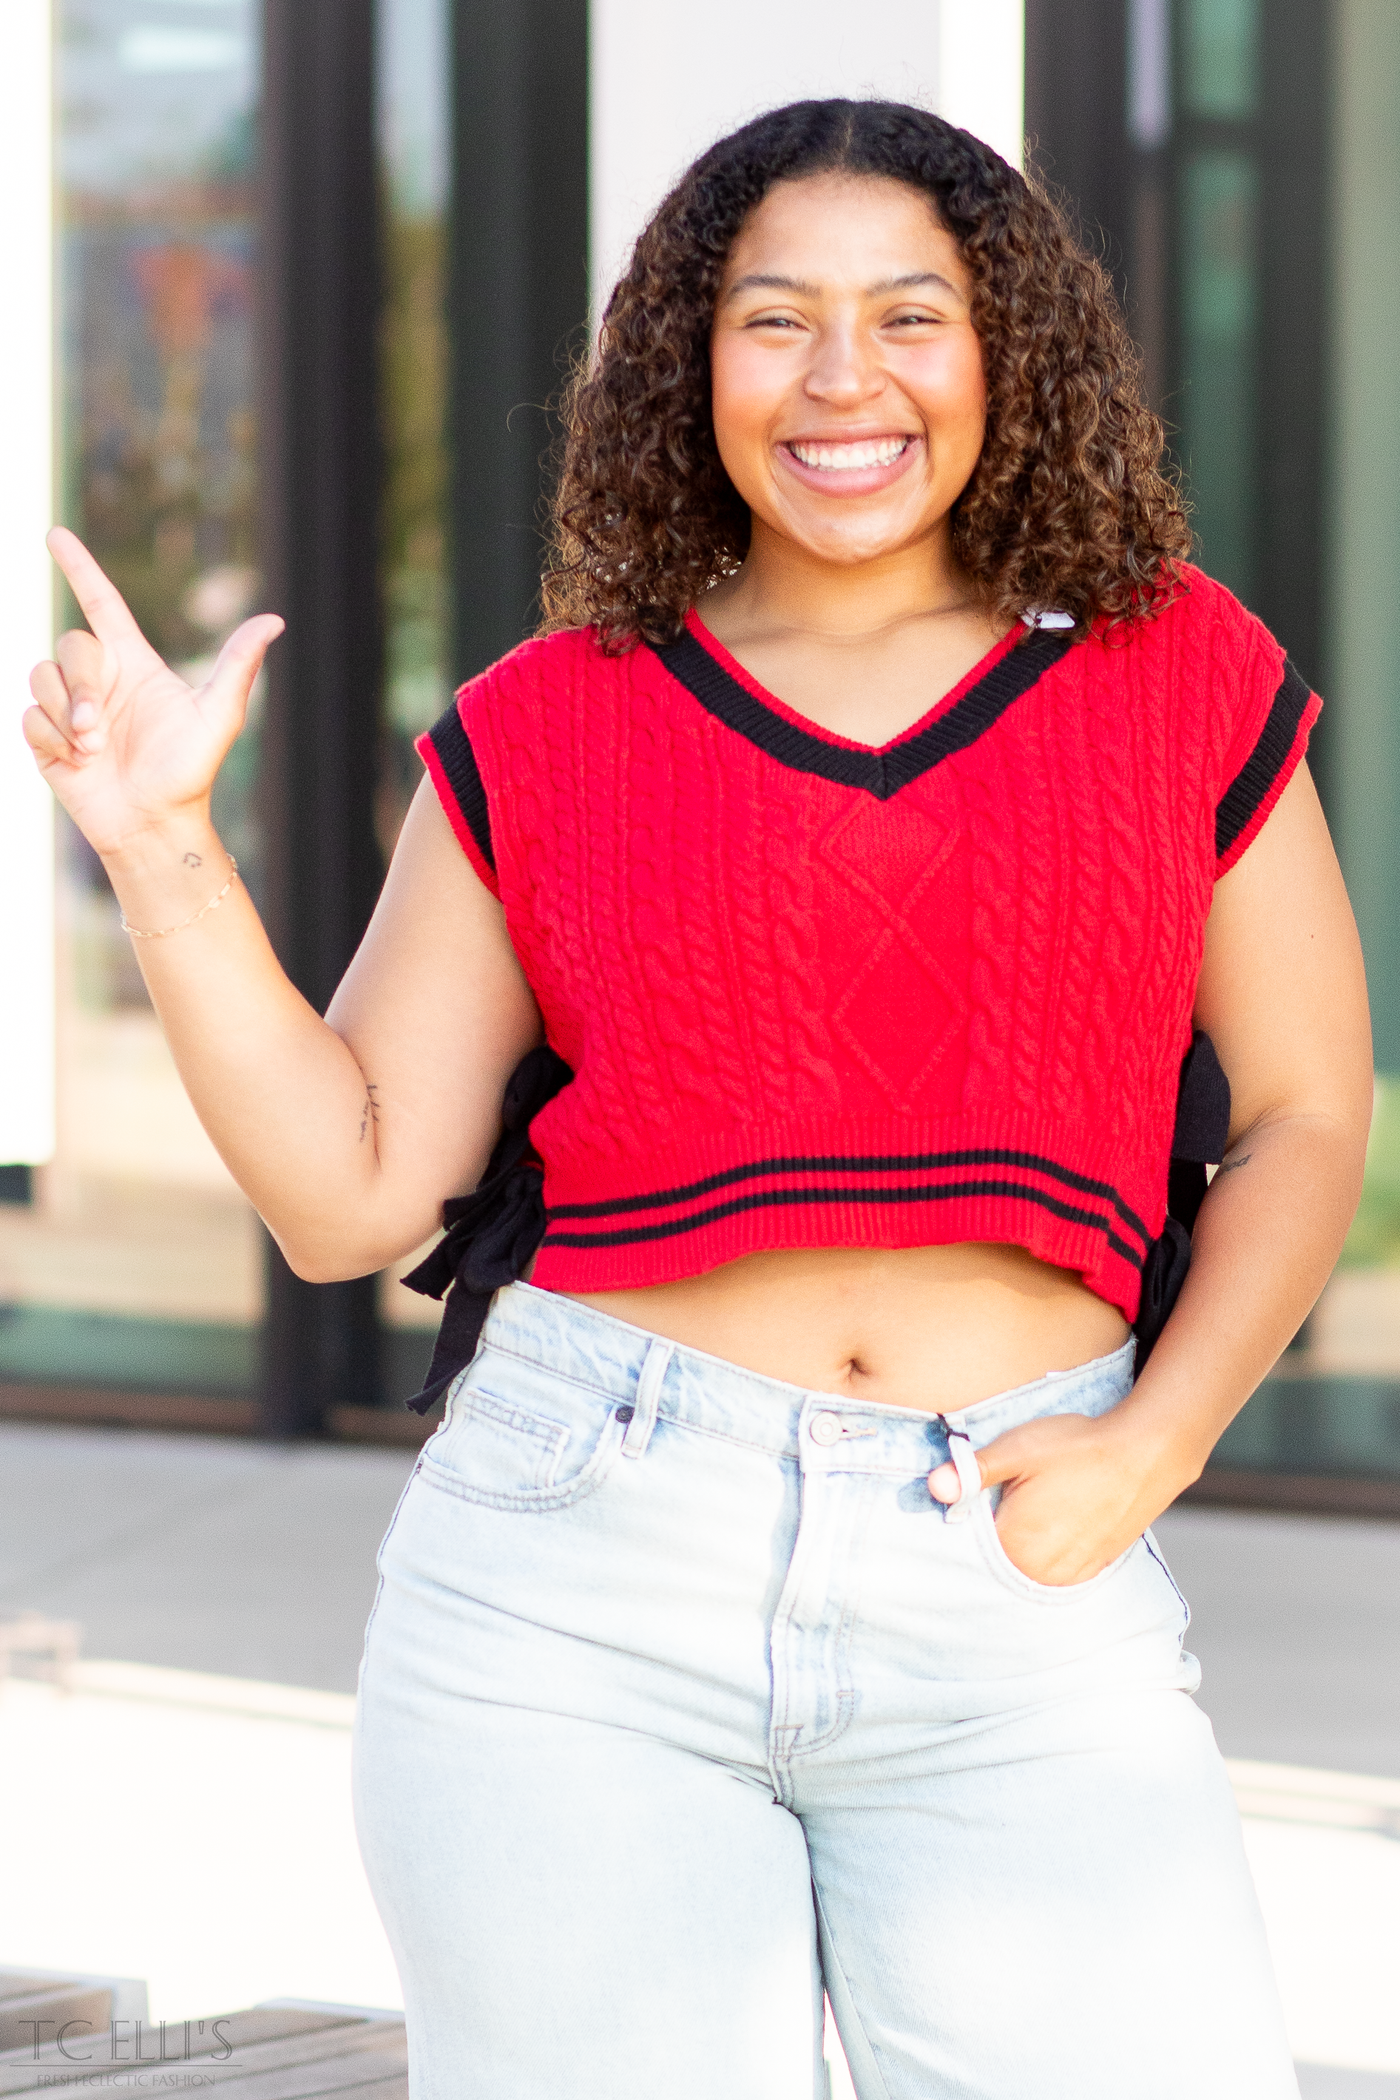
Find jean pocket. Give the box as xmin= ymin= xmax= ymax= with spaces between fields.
xmin=972 ymin=1492 xmax=1142 ymax=1605
xmin=420 ymin=1348 xmax=624 ymax=1511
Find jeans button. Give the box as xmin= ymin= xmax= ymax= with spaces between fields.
xmin=810 ymin=1411 xmax=844 ymax=1446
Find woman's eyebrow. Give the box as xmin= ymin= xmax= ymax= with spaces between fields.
xmin=724 ymin=268 xmax=962 ymax=302
xmin=724 ymin=272 xmax=820 ymax=300
xmin=866 ymin=269 xmax=961 ymax=297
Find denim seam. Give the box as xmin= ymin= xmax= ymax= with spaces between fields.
xmin=782 ymin=1475 xmax=871 ymax=1762
xmin=1144 ymin=1530 xmax=1191 ymax=1631
xmin=469 ymin=1381 xmax=810 ymax=1464
xmin=419 ymin=1423 xmax=623 ymax=1513
xmin=624 ymin=1414 xmax=934 ymax=1465
xmin=635 ymin=1414 xmax=801 ymax=1460
xmin=941 ymin=1338 xmax=1136 ymax=1428
xmin=417 ymin=1462 xmax=612 ymax=1514
xmin=812 ymin=1886 xmax=895 ymax=2100
xmin=470 ymin=1338 xmax=624 ymax=1403
xmin=356 ymin=1455 xmax=426 ymax=1695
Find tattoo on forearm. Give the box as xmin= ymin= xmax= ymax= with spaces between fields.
xmin=183 ymin=851 xmax=203 ymax=867
xmin=359 ymin=1083 xmax=381 ymax=1142
xmin=1214 ymin=1151 xmax=1252 ymax=1176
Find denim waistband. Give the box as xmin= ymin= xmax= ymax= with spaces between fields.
xmin=475 ymin=1283 xmax=1137 ymax=1472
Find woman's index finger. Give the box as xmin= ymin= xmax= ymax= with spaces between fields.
xmin=46 ymin=527 xmax=148 ymax=648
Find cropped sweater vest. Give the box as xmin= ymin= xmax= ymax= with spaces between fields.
xmin=419 ymin=565 xmax=1319 ymax=1326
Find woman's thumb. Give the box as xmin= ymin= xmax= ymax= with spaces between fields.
xmin=927 ymin=1430 xmax=1012 ymax=1505
xmin=205 ymin=613 xmax=285 ymax=712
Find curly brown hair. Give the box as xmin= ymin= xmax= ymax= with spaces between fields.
xmin=543 ymin=99 xmax=1189 ymax=650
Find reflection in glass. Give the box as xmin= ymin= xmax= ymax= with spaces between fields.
xmin=377 ymin=0 xmax=451 ymax=858
xmin=1181 ymin=0 xmax=1260 ymax=120
xmin=374 ymin=0 xmax=453 ymax=1360
xmin=1214 ymin=1377 xmax=1400 ymax=1480
xmin=0 ymin=0 xmax=265 ymax=1397
xmin=1178 ymin=148 xmax=1258 ymax=606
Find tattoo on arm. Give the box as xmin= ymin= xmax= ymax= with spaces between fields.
xmin=183 ymin=851 xmax=203 ymax=867
xmin=1214 ymin=1151 xmax=1252 ymax=1176
xmin=359 ymin=1083 xmax=381 ymax=1143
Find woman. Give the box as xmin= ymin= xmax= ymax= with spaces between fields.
xmin=27 ymin=100 xmax=1369 ymax=2100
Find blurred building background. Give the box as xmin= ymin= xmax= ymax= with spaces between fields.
xmin=0 ymin=0 xmax=1397 ymax=1507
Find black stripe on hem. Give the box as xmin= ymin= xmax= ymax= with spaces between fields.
xmin=648 ymin=628 xmax=1075 ymax=801
xmin=546 ymin=1146 xmax=1150 ymax=1250
xmin=426 ymin=702 xmax=494 ymax=871
xmin=1215 ymin=660 xmax=1312 ymax=862
xmin=545 ymin=1178 xmax=1145 ymax=1270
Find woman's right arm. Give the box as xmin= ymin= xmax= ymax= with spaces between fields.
xmin=24 ymin=530 xmax=541 ymax=1281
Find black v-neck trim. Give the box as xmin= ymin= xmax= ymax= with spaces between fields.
xmin=646 ymin=623 xmax=1075 ymax=800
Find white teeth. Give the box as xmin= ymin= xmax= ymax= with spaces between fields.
xmin=787 ymin=436 xmax=912 ymax=471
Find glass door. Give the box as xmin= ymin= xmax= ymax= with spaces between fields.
xmin=0 ymin=0 xmax=265 ymax=1407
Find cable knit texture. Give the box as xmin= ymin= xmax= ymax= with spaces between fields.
xmin=419 ymin=565 xmax=1319 ymax=1322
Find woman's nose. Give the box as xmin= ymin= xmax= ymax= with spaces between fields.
xmin=804 ymin=324 xmax=884 ymax=405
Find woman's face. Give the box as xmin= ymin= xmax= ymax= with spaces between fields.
xmin=710 ymin=173 xmax=986 ymax=571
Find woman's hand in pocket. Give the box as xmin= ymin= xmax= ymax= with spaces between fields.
xmin=927 ymin=1409 xmax=1179 ymax=1586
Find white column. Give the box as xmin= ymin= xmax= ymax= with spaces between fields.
xmin=590 ymin=0 xmax=1024 ymax=318
xmin=0 ymin=0 xmax=56 ymax=1165
xmin=938 ymin=0 xmax=1025 ymax=169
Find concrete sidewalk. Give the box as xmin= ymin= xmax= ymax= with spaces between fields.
xmin=2 ymin=1418 xmax=1398 ymax=2090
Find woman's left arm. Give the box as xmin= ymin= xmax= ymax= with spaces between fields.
xmin=931 ymin=761 xmax=1374 ymax=1582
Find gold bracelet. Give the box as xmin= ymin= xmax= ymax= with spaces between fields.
xmin=120 ymin=855 xmax=240 ymax=940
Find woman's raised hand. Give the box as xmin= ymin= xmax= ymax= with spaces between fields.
xmin=24 ymin=528 xmax=284 ymax=859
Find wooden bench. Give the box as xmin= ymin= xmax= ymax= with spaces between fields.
xmin=0 ymin=1974 xmax=125 ymax=2060
xmin=0 ymin=1998 xmax=407 ymax=2097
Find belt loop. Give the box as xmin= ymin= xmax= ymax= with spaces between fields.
xmin=936 ymin=1415 xmax=983 ymax=1524
xmin=622 ymin=1339 xmax=671 ymax=1459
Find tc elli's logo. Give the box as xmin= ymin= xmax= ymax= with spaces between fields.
xmin=18 ymin=2018 xmax=235 ymax=2065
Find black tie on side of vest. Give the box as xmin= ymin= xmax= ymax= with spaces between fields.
xmin=1132 ymin=1031 xmax=1232 ymax=1366
xmin=399 ymin=1045 xmax=574 ymax=1415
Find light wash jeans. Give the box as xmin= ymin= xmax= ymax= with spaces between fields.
xmin=353 ymin=1282 xmax=1297 ymax=2100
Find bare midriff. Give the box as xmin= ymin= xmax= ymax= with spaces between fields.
xmin=561 ymin=1241 xmax=1130 ymax=1414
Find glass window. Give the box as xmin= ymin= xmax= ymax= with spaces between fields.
xmin=376 ymin=0 xmax=451 ymax=860
xmin=1330 ymin=4 xmax=1400 ymax=1086
xmin=1181 ymin=0 xmax=1260 ymax=119
xmin=0 ymin=0 xmax=264 ymax=1401
xmin=375 ymin=0 xmax=451 ymax=1369
xmin=1177 ymin=146 xmax=1259 ymax=605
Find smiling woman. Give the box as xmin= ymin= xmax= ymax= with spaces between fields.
xmin=547 ymin=102 xmax=1185 ymax=651
xmin=700 ymin=176 xmax=993 ymax=743
xmin=25 ymin=95 xmax=1369 ymax=2100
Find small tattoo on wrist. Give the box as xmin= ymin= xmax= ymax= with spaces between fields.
xmin=183 ymin=852 xmax=203 ymax=867
xmin=359 ymin=1083 xmax=381 ymax=1142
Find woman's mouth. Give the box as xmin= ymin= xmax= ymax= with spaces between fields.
xmin=778 ymin=433 xmax=920 ymax=494
xmin=786 ymin=436 xmax=912 ymax=471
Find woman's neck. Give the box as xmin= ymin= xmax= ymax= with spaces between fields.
xmin=707 ymin=515 xmax=981 ymax=645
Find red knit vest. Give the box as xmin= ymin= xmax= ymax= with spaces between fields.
xmin=419 ymin=565 xmax=1318 ymax=1323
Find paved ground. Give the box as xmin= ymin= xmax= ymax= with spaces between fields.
xmin=3 ymin=1419 xmax=1399 ymax=2091
xmin=0 ymin=1420 xmax=409 ymax=1690
xmin=1152 ymin=1505 xmax=1400 ymax=1779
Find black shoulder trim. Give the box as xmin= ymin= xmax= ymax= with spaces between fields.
xmin=648 ymin=628 xmax=1074 ymax=801
xmin=426 ymin=702 xmax=494 ymax=871
xmin=1215 ymin=659 xmax=1311 ymax=862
